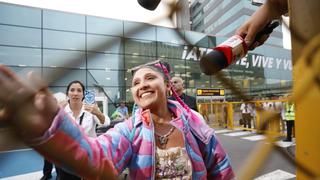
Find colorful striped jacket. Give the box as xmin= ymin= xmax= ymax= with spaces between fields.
xmin=34 ymin=100 xmax=234 ymax=180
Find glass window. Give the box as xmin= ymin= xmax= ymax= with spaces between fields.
xmin=185 ymin=60 xmax=211 ymax=88
xmin=87 ymin=69 xmax=125 ymax=87
xmin=100 ymin=87 xmax=125 ymax=108
xmin=124 ymin=38 xmax=156 ymax=57
xmin=124 ymin=21 xmax=156 ymax=41
xmin=87 ymin=34 xmax=123 ymax=53
xmin=0 ymin=3 xmax=41 ymax=28
xmin=43 ymin=49 xmax=86 ymax=68
xmin=184 ymin=30 xmax=208 ymax=47
xmin=214 ymin=16 xmax=248 ymax=36
xmin=7 ymin=66 xmax=42 ymax=77
xmin=156 ymin=27 xmax=185 ymax=45
xmin=124 ymin=55 xmax=158 ymax=87
xmin=43 ymin=10 xmax=85 ymax=32
xmin=43 ymin=30 xmax=85 ymax=50
xmin=125 ymin=70 xmax=134 ymax=88
xmin=124 ymin=55 xmax=157 ymax=70
xmin=0 ymin=46 xmax=41 ymax=66
xmin=0 ymin=25 xmax=41 ymax=47
xmin=125 ymin=87 xmax=134 ymax=105
xmin=43 ymin=68 xmax=86 ymax=86
xmin=87 ymin=16 xmax=123 ymax=36
xmin=87 ymin=53 xmax=124 ymax=70
xmin=157 ymin=42 xmax=185 ymax=59
xmin=166 ymin=58 xmax=186 ymax=77
xmin=208 ymin=35 xmax=216 ymax=47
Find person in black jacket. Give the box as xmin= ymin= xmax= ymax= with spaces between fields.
xmin=169 ymin=76 xmax=198 ymax=112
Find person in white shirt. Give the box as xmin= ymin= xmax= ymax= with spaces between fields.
xmin=65 ymin=80 xmax=109 ymax=137
xmin=240 ymin=102 xmax=253 ymax=129
xmin=273 ymin=97 xmax=284 ymax=132
xmin=56 ymin=80 xmax=109 ymax=180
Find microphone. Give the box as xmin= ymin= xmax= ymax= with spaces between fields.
xmin=137 ymin=0 xmax=161 ymax=10
xmin=200 ymin=21 xmax=280 ymax=75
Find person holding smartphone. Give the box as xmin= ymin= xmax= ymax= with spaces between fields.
xmin=65 ymin=80 xmax=108 ymax=137
xmin=56 ymin=80 xmax=109 ymax=180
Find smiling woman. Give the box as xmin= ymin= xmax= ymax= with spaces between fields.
xmin=130 ymin=60 xmax=170 ymax=112
xmin=0 ymin=61 xmax=234 ymax=179
xmin=124 ymin=60 xmax=235 ymax=179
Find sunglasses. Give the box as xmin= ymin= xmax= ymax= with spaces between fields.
xmin=128 ymin=60 xmax=170 ymax=76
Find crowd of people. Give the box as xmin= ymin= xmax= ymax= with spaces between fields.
xmin=238 ymin=98 xmax=295 ymax=141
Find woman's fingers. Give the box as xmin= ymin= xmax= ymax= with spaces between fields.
xmin=236 ymin=24 xmax=249 ymax=39
xmin=0 ymin=66 xmax=38 ymax=118
xmin=0 ymin=108 xmax=9 ymax=124
xmin=26 ymin=71 xmax=48 ymax=92
xmin=0 ymin=64 xmax=19 ymax=80
xmin=0 ymin=66 xmax=25 ymax=105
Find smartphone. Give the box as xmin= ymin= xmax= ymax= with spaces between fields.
xmin=84 ymin=90 xmax=95 ymax=104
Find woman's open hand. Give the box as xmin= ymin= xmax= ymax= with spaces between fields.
xmin=0 ymin=65 xmax=59 ymax=140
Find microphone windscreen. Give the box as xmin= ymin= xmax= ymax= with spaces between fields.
xmin=137 ymin=0 xmax=161 ymax=10
xmin=200 ymin=50 xmax=228 ymax=75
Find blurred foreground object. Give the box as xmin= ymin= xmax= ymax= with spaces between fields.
xmin=137 ymin=0 xmax=161 ymax=10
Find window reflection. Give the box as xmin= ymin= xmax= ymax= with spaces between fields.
xmin=186 ymin=60 xmax=210 ymax=88
xmin=157 ymin=42 xmax=184 ymax=59
xmin=87 ymin=69 xmax=124 ymax=87
xmin=0 ymin=25 xmax=41 ymax=47
xmin=87 ymin=16 xmax=123 ymax=36
xmin=0 ymin=3 xmax=41 ymax=27
xmin=43 ymin=49 xmax=86 ymax=68
xmin=43 ymin=30 xmax=85 ymax=50
xmin=0 ymin=46 xmax=41 ymax=66
xmin=124 ymin=21 xmax=156 ymax=41
xmin=87 ymin=34 xmax=123 ymax=53
xmin=44 ymin=68 xmax=86 ymax=86
xmin=156 ymin=27 xmax=185 ymax=44
xmin=184 ymin=31 xmax=209 ymax=47
xmin=43 ymin=10 xmax=85 ymax=32
xmin=87 ymin=53 xmax=124 ymax=70
xmin=125 ymin=39 xmax=156 ymax=57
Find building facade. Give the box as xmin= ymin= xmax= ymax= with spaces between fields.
xmin=0 ymin=2 xmax=291 ymax=115
xmin=176 ymin=0 xmax=191 ymax=31
xmin=190 ymin=0 xmax=283 ymax=48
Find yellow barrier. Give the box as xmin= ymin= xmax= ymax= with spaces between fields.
xmin=198 ymin=99 xmax=288 ymax=136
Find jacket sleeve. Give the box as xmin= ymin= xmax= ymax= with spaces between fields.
xmin=199 ymin=133 xmax=235 ymax=180
xmin=31 ymin=108 xmax=133 ymax=180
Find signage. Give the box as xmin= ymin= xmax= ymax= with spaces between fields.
xmin=181 ymin=46 xmax=292 ymax=72
xmin=196 ymin=89 xmax=225 ymax=96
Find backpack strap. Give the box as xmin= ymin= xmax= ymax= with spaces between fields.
xmin=79 ymin=112 xmax=85 ymax=125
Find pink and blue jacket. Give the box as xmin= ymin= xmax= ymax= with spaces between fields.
xmin=34 ymin=100 xmax=235 ymax=180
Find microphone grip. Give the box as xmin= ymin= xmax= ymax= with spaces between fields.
xmin=200 ymin=21 xmax=280 ymax=75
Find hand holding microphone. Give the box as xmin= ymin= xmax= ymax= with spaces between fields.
xmin=200 ymin=21 xmax=279 ymax=75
